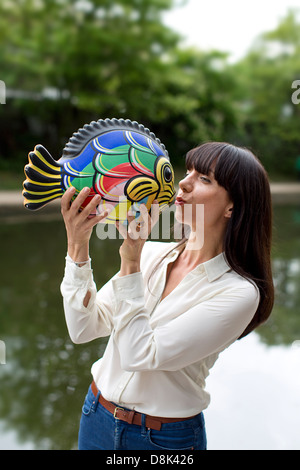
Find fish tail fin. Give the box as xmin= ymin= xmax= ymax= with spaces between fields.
xmin=22 ymin=145 xmax=64 ymax=210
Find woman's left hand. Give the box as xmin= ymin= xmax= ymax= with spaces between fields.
xmin=116 ymin=201 xmax=159 ymax=276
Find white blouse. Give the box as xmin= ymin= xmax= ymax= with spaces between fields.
xmin=60 ymin=241 xmax=259 ymax=418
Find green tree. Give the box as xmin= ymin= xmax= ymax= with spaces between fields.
xmin=0 ymin=0 xmax=240 ymax=172
xmin=0 ymin=0 xmax=180 ymax=162
xmin=152 ymin=47 xmax=241 ymax=162
xmin=232 ymin=9 xmax=300 ymax=177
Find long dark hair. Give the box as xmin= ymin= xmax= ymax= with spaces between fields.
xmin=152 ymin=142 xmax=274 ymax=339
xmin=188 ymin=142 xmax=274 ymax=338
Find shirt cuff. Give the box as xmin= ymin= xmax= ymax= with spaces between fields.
xmin=112 ymin=272 xmax=144 ymax=301
xmin=64 ymin=253 xmax=94 ymax=285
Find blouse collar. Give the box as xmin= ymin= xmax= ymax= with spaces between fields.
xmin=167 ymin=243 xmax=231 ymax=282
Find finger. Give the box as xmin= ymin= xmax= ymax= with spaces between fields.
xmin=86 ymin=209 xmax=109 ymax=229
xmin=139 ymin=203 xmax=148 ymax=222
xmin=150 ymin=200 xmax=160 ymax=225
xmin=80 ymin=194 xmax=101 ymax=218
xmin=70 ymin=187 xmax=91 ymax=213
xmin=115 ymin=220 xmax=128 ymax=239
xmin=139 ymin=201 xmax=159 ymax=239
xmin=133 ymin=205 xmax=147 ymax=237
xmin=125 ymin=209 xmax=136 ymax=238
xmin=127 ymin=209 xmax=136 ymax=224
xmin=138 ymin=204 xmax=152 ymax=239
xmin=61 ymin=186 xmax=76 ymax=214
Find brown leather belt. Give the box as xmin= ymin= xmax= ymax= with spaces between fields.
xmin=91 ymin=381 xmax=195 ymax=431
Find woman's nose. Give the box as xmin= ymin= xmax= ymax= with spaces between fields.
xmin=179 ymin=174 xmax=193 ymax=192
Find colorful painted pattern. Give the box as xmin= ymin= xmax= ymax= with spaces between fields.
xmin=23 ymin=119 xmax=175 ymax=223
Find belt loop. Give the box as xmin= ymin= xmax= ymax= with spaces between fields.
xmin=140 ymin=413 xmax=147 ymax=436
xmin=91 ymin=390 xmax=100 ymax=413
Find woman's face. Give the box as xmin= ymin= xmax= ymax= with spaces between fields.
xmin=175 ymin=168 xmax=233 ymax=232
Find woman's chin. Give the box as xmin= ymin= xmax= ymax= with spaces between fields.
xmin=174 ymin=205 xmax=192 ymax=226
xmin=174 ymin=205 xmax=184 ymax=223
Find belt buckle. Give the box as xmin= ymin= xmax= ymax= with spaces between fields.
xmin=113 ymin=406 xmax=125 ymax=419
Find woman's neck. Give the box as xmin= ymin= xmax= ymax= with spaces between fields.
xmin=182 ymin=229 xmax=224 ymax=267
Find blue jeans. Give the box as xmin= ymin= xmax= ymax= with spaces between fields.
xmin=78 ymin=384 xmax=207 ymax=450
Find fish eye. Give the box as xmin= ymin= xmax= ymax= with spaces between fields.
xmin=163 ymin=165 xmax=173 ymax=182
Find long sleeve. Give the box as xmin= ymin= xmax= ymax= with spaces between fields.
xmin=111 ymin=271 xmax=260 ymax=372
xmin=60 ymin=243 xmax=261 ymax=418
xmin=60 ymin=254 xmax=114 ymax=343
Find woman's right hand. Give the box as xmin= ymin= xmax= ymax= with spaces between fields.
xmin=61 ymin=186 xmax=108 ymax=262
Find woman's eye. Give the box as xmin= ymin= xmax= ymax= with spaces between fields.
xmin=200 ymin=176 xmax=211 ymax=183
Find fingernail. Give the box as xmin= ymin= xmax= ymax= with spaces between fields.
xmin=68 ymin=186 xmax=76 ymax=193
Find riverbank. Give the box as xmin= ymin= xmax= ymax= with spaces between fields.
xmin=1 ymin=183 xmax=300 ymax=206
xmin=269 ymin=183 xmax=300 ymax=203
xmin=0 ymin=190 xmax=62 ymax=223
xmin=0 ymin=183 xmax=300 ymax=208
xmin=0 ymin=184 xmax=299 ymax=223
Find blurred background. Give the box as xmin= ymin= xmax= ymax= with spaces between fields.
xmin=0 ymin=0 xmax=299 ymax=450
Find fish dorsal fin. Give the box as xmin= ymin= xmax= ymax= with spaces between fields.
xmin=60 ymin=118 xmax=169 ymax=162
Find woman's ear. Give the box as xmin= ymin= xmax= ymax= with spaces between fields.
xmin=225 ymin=206 xmax=233 ymax=219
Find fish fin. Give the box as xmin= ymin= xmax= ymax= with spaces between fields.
xmin=22 ymin=145 xmax=64 ymax=210
xmin=125 ymin=176 xmax=159 ymax=203
xmin=62 ymin=118 xmax=169 ymax=161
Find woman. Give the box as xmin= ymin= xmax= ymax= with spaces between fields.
xmin=60 ymin=142 xmax=274 ymax=450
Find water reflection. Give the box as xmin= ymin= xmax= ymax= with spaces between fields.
xmin=205 ymin=333 xmax=300 ymax=450
xmin=0 ymin=204 xmax=299 ymax=449
xmin=0 ymin=219 xmax=120 ymax=450
xmin=258 ymin=205 xmax=300 ymax=346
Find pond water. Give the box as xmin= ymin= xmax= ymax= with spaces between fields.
xmin=0 ymin=203 xmax=299 ymax=450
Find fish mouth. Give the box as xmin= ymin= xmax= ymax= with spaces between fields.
xmin=157 ymin=189 xmax=176 ymax=208
xmin=170 ymin=192 xmax=176 ymax=205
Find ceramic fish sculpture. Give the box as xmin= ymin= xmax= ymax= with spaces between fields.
xmin=22 ymin=118 xmax=175 ymax=223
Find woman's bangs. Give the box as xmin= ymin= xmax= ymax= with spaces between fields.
xmin=185 ymin=143 xmax=225 ymax=176
xmin=185 ymin=147 xmax=217 ymax=176
xmin=185 ymin=142 xmax=243 ymax=189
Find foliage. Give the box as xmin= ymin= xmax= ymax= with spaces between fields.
xmin=231 ymin=9 xmax=300 ymax=176
xmin=0 ymin=0 xmax=240 ymax=168
xmin=0 ymin=1 xmax=300 ymax=178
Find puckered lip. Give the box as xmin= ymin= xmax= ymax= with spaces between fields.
xmin=175 ymin=196 xmax=186 ymax=205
